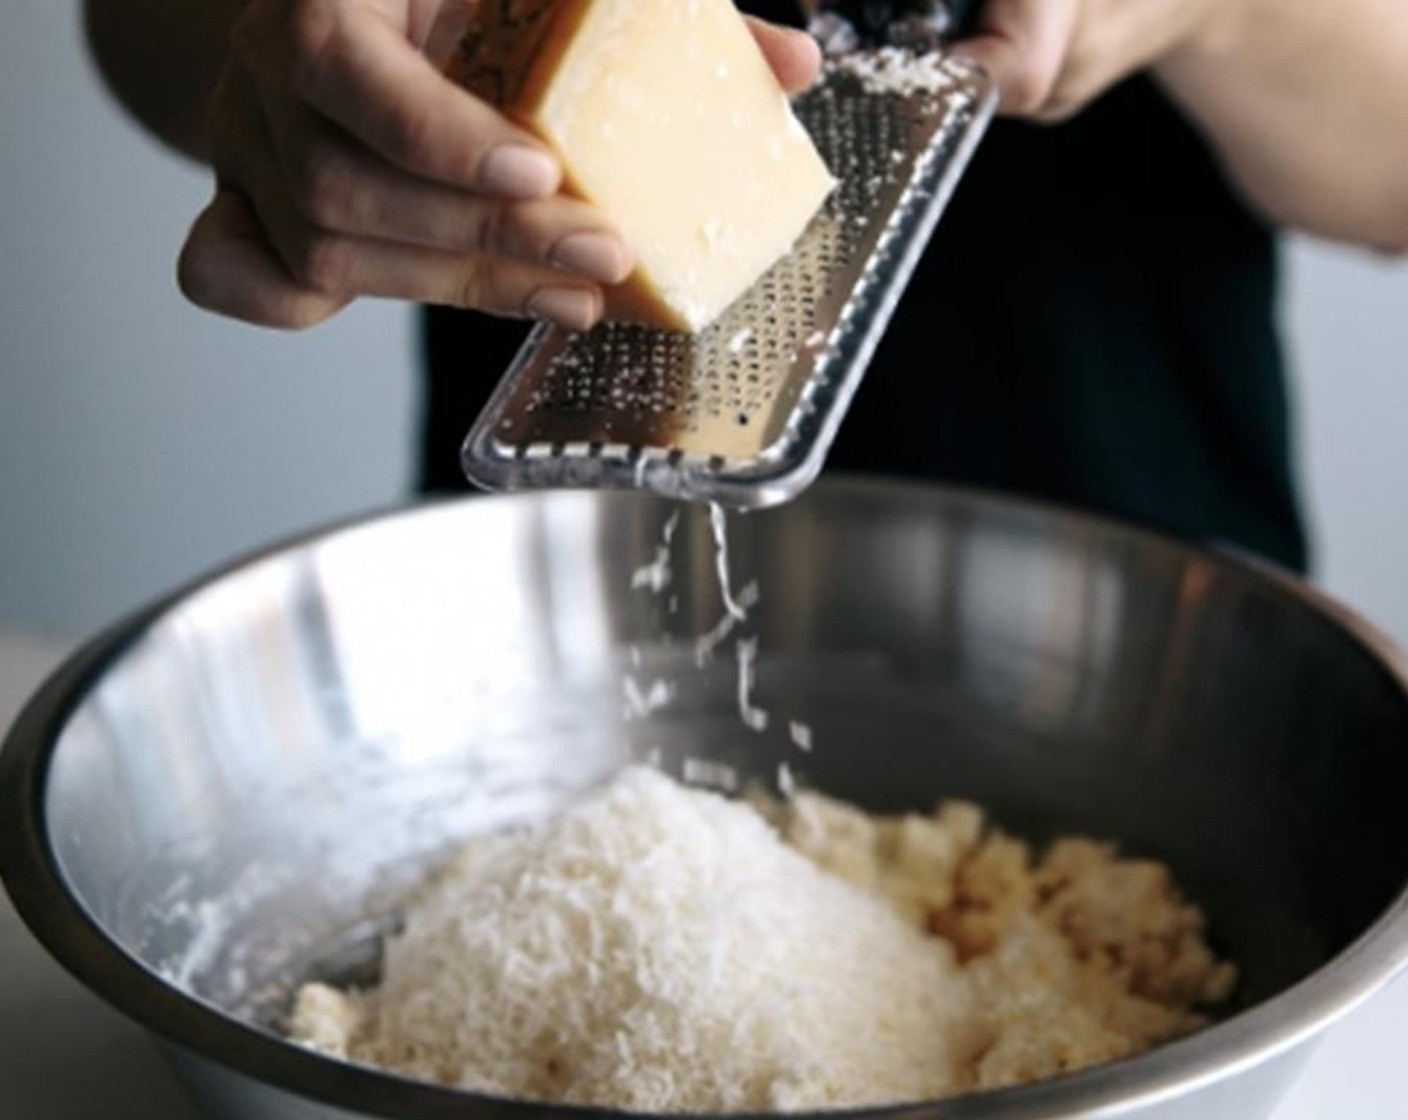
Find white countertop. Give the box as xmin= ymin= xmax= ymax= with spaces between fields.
xmin=1 ymin=635 xmax=1404 ymax=1118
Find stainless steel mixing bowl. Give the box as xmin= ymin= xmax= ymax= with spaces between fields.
xmin=4 ymin=478 xmax=1408 ymax=1120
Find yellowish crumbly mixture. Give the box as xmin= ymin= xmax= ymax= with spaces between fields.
xmin=764 ymin=792 xmax=1237 ymax=1089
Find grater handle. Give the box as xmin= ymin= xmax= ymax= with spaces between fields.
xmin=809 ymin=1 xmax=985 ymax=50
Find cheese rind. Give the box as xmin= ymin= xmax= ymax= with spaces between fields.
xmin=450 ymin=0 xmax=835 ymax=332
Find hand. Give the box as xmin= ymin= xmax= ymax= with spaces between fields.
xmin=178 ymin=1 xmax=823 ymax=331
xmin=951 ymin=0 xmax=1228 ymax=121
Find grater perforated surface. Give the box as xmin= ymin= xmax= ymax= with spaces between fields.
xmin=463 ymin=53 xmax=996 ymax=508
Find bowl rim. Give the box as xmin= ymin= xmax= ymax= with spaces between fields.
xmin=4 ymin=476 xmax=1408 ymax=1120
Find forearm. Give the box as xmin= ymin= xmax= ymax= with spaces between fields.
xmin=1156 ymin=0 xmax=1408 ymax=252
xmin=84 ymin=0 xmax=248 ymax=163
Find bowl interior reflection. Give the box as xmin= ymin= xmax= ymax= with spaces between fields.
xmin=39 ymin=483 xmax=1408 ymax=1047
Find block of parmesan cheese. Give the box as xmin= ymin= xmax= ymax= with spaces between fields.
xmin=447 ymin=0 xmax=835 ymax=332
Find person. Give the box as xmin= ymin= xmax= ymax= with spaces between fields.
xmin=84 ymin=0 xmax=1408 ymax=573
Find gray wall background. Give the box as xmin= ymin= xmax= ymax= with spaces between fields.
xmin=3 ymin=4 xmax=1406 ymax=644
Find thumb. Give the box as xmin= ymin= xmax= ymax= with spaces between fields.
xmin=746 ymin=17 xmax=824 ymax=95
xmin=949 ymin=0 xmax=1078 ymax=116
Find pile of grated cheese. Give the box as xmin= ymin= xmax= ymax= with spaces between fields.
xmin=291 ymin=768 xmax=1234 ymax=1109
xmin=291 ymin=767 xmax=972 ymax=1111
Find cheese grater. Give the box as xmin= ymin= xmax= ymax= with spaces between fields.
xmin=462 ymin=0 xmax=996 ymax=509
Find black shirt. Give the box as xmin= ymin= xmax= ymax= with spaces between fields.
xmin=419 ymin=8 xmax=1308 ymax=573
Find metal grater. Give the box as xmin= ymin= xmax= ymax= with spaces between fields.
xmin=462 ymin=1 xmax=996 ymax=509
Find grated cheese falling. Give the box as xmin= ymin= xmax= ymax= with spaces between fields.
xmin=682 ymin=756 xmax=740 ymax=793
xmin=790 ymin=721 xmax=815 ymax=752
xmin=708 ymin=502 xmax=749 ymax=622
xmin=694 ymin=580 xmax=760 ymax=666
xmin=291 ymin=768 xmax=968 ymax=1111
xmin=631 ymin=511 xmax=682 ymax=594
xmin=736 ymin=636 xmax=769 ymax=732
xmin=623 ymin=675 xmax=674 ymax=720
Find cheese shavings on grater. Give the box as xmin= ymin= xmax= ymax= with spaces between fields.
xmin=463 ymin=42 xmax=996 ymax=509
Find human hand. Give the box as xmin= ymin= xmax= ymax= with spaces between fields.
xmin=178 ymin=1 xmax=823 ymax=331
xmin=951 ymin=0 xmax=1230 ymax=121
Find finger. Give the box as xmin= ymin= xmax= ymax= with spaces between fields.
xmin=745 ymin=17 xmax=824 ymax=94
xmin=267 ymin=0 xmax=562 ymax=197
xmin=257 ymin=105 xmax=633 ymax=283
xmin=949 ymin=0 xmax=1080 ymax=117
xmin=222 ymin=103 xmax=603 ymax=329
xmin=310 ymin=242 xmax=607 ymax=331
xmin=205 ymin=81 xmax=603 ymax=330
xmin=180 ymin=187 xmax=602 ymax=331
xmin=179 ymin=190 xmax=348 ymax=330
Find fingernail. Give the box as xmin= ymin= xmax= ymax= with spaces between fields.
xmin=550 ymin=231 xmax=634 ymax=284
xmin=526 ymin=286 xmax=602 ymax=331
xmin=479 ymin=144 xmax=560 ymax=198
